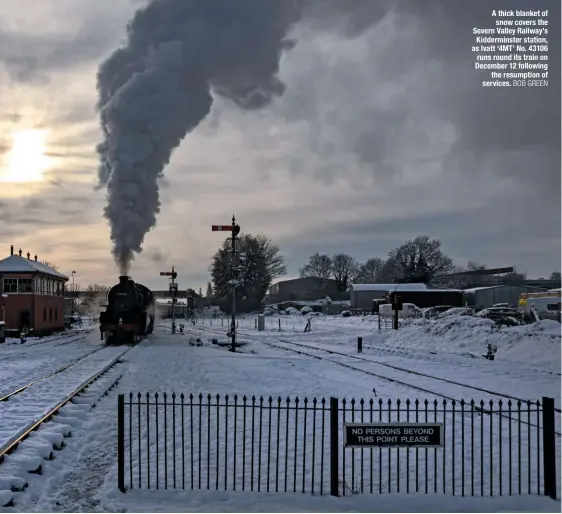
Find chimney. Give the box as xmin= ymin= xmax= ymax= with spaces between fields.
xmin=118 ymin=275 xmax=130 ymax=284
xmin=26 ymin=252 xmax=30 ymax=260
xmin=10 ymin=245 xmax=13 ymax=256
xmin=18 ymin=248 xmax=22 ymax=257
xmin=34 ymin=255 xmax=37 ymax=261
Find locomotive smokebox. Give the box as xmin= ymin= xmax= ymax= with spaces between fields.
xmin=118 ymin=275 xmax=130 ymax=284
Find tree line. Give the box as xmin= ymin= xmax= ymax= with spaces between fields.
xmin=208 ymin=232 xmax=561 ymax=312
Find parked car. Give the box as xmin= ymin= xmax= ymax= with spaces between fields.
xmin=422 ymin=305 xmax=455 ymax=318
xmin=438 ymin=307 xmax=474 ymax=318
xmin=475 ymin=306 xmax=523 ymax=325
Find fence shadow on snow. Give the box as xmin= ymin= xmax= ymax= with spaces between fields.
xmin=117 ymin=393 xmax=558 ymax=499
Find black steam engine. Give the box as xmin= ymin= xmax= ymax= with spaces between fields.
xmin=100 ymin=275 xmax=155 ymax=345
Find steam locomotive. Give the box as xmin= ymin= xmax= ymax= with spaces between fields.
xmin=99 ymin=275 xmax=155 ymax=345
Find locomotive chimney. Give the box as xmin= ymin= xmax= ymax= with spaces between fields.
xmin=118 ymin=275 xmax=129 ymax=284
xmin=27 ymin=252 xmax=30 ymax=260
xmin=10 ymin=245 xmax=13 ymax=256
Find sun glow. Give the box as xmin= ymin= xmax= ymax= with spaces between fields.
xmin=1 ymin=129 xmax=53 ymax=183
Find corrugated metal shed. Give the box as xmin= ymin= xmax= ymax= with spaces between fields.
xmin=350 ymin=283 xmax=427 ymax=292
xmin=463 ymin=285 xmax=546 ymax=308
xmin=350 ymin=283 xmax=428 ymax=309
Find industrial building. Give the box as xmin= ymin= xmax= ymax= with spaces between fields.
xmin=0 ymin=246 xmax=68 ymax=336
xmin=463 ymin=285 xmax=550 ymax=309
xmin=268 ymin=277 xmax=343 ymax=304
xmin=349 ymin=283 xmax=427 ymax=310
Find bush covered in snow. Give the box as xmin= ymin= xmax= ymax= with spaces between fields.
xmin=285 ymin=307 xmax=301 ymax=315
xmin=341 ymin=310 xmax=352 ymax=317
xmin=300 ymin=306 xmax=313 ymax=314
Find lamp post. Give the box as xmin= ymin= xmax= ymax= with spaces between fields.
xmin=71 ymin=271 xmax=76 ymax=314
xmin=1 ymin=293 xmax=7 ymax=324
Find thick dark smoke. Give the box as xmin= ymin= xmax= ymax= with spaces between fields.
xmin=96 ymin=0 xmax=303 ymax=273
xmin=97 ymin=0 xmax=560 ymax=274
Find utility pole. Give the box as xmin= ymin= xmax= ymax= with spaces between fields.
xmin=212 ymin=216 xmax=241 ymax=352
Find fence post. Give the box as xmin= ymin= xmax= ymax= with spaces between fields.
xmin=542 ymin=396 xmax=557 ymax=499
xmin=117 ymin=394 xmax=125 ymax=493
xmin=378 ymin=314 xmax=381 ymax=331
xmin=357 ymin=337 xmax=362 ymax=353
xmin=278 ymin=318 xmax=281 ymax=331
xmin=330 ymin=397 xmax=339 ymax=497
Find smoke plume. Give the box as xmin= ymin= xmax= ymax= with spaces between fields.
xmin=96 ymin=0 xmax=303 ymax=273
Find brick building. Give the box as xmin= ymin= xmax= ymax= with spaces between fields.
xmin=0 ymin=246 xmax=69 ymax=336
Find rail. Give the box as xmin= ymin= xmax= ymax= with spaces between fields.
xmin=0 ymin=347 xmax=105 ymax=402
xmin=0 ymin=347 xmax=130 ymax=461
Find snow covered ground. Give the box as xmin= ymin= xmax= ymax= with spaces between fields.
xmin=0 ymin=323 xmax=104 ymax=398
xmin=0 ymin=313 xmax=559 ymax=512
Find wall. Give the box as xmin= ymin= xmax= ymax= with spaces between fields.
xmin=3 ymin=295 xmax=33 ymax=331
xmin=34 ymin=295 xmax=65 ymax=332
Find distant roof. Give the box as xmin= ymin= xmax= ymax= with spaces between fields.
xmin=350 ymin=283 xmax=428 ymax=292
xmin=0 ymin=255 xmax=68 ymax=280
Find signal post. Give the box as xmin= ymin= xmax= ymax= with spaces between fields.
xmin=160 ymin=267 xmax=178 ymax=333
xmin=212 ymin=216 xmax=241 ymax=352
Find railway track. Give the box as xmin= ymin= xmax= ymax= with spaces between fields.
xmin=0 ymin=346 xmax=108 ymax=402
xmin=0 ymin=346 xmax=130 ymax=507
xmin=189 ymin=325 xmax=561 ymax=436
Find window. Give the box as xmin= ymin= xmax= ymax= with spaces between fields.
xmin=3 ymin=278 xmax=17 ymax=293
xmin=56 ymin=282 xmax=60 ymax=296
xmin=547 ymin=303 xmax=561 ymax=311
xmin=18 ymin=278 xmax=33 ymax=293
xmin=43 ymin=308 xmax=47 ymax=321
xmin=49 ymin=308 xmax=53 ymax=321
xmin=41 ymin=278 xmax=46 ymax=294
xmin=55 ymin=308 xmax=58 ymax=321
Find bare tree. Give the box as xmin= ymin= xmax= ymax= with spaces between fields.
xmin=206 ymin=281 xmax=213 ymax=298
xmin=331 ymin=253 xmax=360 ymax=291
xmin=299 ymin=253 xmax=333 ymax=279
xmin=467 ymin=260 xmax=487 ymax=271
xmin=549 ymin=271 xmax=561 ymax=282
xmin=386 ymin=235 xmax=454 ymax=283
xmin=356 ymin=257 xmax=386 ymax=283
xmin=40 ymin=260 xmax=60 ymax=271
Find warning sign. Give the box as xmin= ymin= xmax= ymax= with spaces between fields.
xmin=344 ymin=422 xmax=443 ymax=448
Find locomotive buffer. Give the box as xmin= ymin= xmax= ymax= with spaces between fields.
xmin=212 ymin=216 xmax=241 ymax=353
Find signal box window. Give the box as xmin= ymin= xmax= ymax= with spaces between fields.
xmin=18 ymin=278 xmax=33 ymax=293
xmin=3 ymin=278 xmax=17 ymax=293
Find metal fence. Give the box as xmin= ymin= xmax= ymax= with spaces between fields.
xmin=117 ymin=394 xmax=558 ymax=499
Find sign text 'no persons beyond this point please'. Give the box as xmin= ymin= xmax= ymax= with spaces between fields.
xmin=344 ymin=422 xmax=444 ymax=448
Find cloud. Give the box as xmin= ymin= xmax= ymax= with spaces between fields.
xmin=0 ymin=0 xmax=558 ymax=292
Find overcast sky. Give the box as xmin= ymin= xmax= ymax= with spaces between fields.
xmin=0 ymin=0 xmax=560 ymax=291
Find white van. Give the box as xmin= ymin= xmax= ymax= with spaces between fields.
xmin=525 ymin=297 xmax=561 ymax=321
xmin=379 ymin=303 xmax=422 ymax=318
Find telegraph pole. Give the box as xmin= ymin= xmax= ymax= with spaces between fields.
xmin=212 ymin=216 xmax=241 ymax=352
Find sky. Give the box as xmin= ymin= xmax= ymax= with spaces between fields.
xmin=0 ymin=0 xmax=560 ymax=292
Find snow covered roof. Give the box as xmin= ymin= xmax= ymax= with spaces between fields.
xmin=463 ymin=286 xmax=503 ymax=293
xmin=0 ymin=255 xmax=68 ymax=280
xmin=350 ymin=283 xmax=428 ymax=292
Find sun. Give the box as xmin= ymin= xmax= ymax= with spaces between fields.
xmin=0 ymin=129 xmax=52 ymax=183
